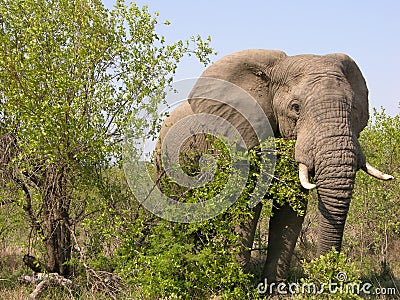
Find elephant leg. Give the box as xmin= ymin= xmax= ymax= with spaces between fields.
xmin=235 ymin=202 xmax=262 ymax=271
xmin=262 ymin=200 xmax=307 ymax=282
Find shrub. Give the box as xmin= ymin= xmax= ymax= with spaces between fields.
xmin=298 ymin=249 xmax=362 ymax=299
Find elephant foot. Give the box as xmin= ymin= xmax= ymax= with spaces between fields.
xmin=262 ymin=201 xmax=306 ymax=282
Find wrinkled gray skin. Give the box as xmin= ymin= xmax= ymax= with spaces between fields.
xmin=154 ymin=49 xmax=390 ymax=282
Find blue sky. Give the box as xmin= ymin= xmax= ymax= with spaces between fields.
xmin=103 ymin=0 xmax=400 ymax=116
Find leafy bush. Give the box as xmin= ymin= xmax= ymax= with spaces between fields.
xmin=107 ymin=137 xmax=314 ymax=299
xmin=117 ymin=221 xmax=255 ymax=299
xmin=116 ymin=138 xmax=265 ymax=299
xmin=266 ymin=138 xmax=308 ymax=216
xmin=298 ymin=249 xmax=362 ymax=299
xmin=345 ymin=108 xmax=400 ymax=276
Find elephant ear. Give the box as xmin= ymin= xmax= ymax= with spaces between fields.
xmin=188 ymin=49 xmax=286 ymax=148
xmin=326 ymin=53 xmax=369 ymax=137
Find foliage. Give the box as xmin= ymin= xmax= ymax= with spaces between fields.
xmin=114 ymin=137 xmax=265 ymax=299
xmin=345 ymin=108 xmax=400 ymax=275
xmin=117 ymin=220 xmax=252 ymax=299
xmin=266 ymin=138 xmax=308 ymax=216
xmin=106 ymin=135 xmax=315 ymax=299
xmin=298 ymin=249 xmax=362 ymax=299
xmin=0 ymin=0 xmax=213 ymax=278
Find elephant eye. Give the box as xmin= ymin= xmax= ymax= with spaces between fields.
xmin=291 ymin=103 xmax=300 ymax=113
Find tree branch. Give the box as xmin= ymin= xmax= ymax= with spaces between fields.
xmin=11 ymin=174 xmax=42 ymax=234
xmin=19 ymin=273 xmax=73 ymax=300
xmin=69 ymin=225 xmax=124 ymax=299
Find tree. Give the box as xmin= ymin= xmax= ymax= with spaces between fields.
xmin=345 ymin=108 xmax=400 ymax=274
xmin=0 ymin=0 xmax=212 ymax=276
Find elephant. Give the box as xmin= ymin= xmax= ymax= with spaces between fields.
xmin=153 ymin=49 xmax=393 ymax=282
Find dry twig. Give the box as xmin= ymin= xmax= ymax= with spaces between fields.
xmin=69 ymin=225 xmax=124 ymax=299
xmin=20 ymin=273 xmax=73 ymax=300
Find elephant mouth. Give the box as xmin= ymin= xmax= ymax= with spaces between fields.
xmin=298 ymin=161 xmax=393 ymax=190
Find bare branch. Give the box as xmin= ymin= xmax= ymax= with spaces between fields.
xmin=19 ymin=273 xmax=73 ymax=300
xmin=69 ymin=225 xmax=124 ymax=299
xmin=11 ymin=174 xmax=43 ymax=234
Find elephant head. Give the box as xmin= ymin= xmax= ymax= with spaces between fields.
xmin=187 ymin=49 xmax=393 ymax=256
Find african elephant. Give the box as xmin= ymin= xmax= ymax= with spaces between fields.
xmin=153 ymin=49 xmax=393 ymax=282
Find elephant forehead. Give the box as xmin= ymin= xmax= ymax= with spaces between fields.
xmin=271 ymin=55 xmax=344 ymax=82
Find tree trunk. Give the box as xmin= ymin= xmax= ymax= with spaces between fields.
xmin=43 ymin=213 xmax=71 ymax=276
xmin=42 ymin=171 xmax=72 ymax=277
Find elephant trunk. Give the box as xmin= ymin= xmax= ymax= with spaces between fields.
xmin=313 ymin=133 xmax=358 ymax=255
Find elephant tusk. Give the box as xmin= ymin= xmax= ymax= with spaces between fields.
xmin=363 ymin=162 xmax=394 ymax=181
xmin=299 ymin=163 xmax=316 ymax=190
